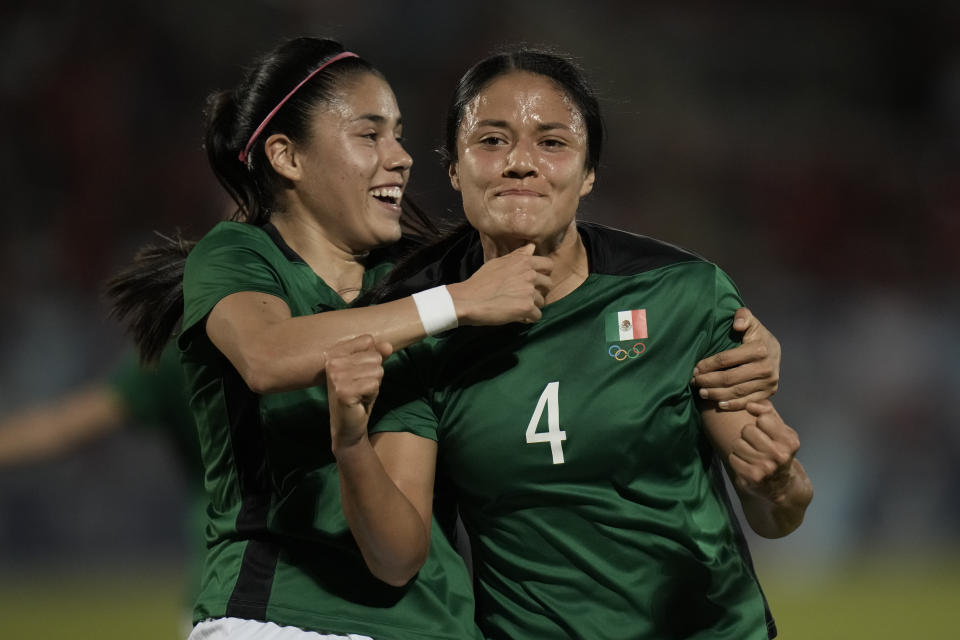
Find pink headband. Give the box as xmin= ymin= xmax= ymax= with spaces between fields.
xmin=238 ymin=51 xmax=360 ymax=164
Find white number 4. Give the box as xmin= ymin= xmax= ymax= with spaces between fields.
xmin=525 ymin=381 xmax=566 ymax=464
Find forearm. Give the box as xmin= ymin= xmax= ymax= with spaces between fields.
xmin=335 ymin=435 xmax=430 ymax=586
xmin=238 ymin=286 xmax=515 ymax=393
xmin=737 ymin=459 xmax=813 ymax=538
xmin=215 ymin=245 xmax=551 ymax=393
xmin=701 ymin=400 xmax=812 ymax=538
xmin=228 ymin=297 xmax=426 ymax=393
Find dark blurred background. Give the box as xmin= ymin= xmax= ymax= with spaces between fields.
xmin=1 ymin=1 xmax=957 ymax=637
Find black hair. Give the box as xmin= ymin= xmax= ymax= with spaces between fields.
xmin=105 ymin=231 xmax=195 ymax=363
xmin=108 ymin=36 xmax=438 ymax=361
xmin=369 ymin=47 xmax=605 ymax=304
xmin=440 ymin=47 xmax=604 ymax=173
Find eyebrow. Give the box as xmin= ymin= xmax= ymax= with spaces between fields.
xmin=475 ymin=119 xmax=571 ymax=132
xmin=353 ymin=114 xmax=402 ymax=127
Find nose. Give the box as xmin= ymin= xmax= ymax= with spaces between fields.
xmin=503 ymin=140 xmax=538 ymax=179
xmin=385 ymin=138 xmax=413 ymax=172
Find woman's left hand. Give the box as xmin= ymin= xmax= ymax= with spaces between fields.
xmin=326 ymin=335 xmax=393 ymax=453
xmin=728 ymin=401 xmax=800 ymax=502
xmin=692 ymin=307 xmax=780 ymax=410
xmin=720 ymin=400 xmax=813 ymax=537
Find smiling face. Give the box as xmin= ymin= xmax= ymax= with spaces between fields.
xmin=291 ymin=71 xmax=412 ymax=252
xmin=449 ymin=71 xmax=595 ymax=249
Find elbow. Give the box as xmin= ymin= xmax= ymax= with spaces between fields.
xmin=367 ymin=548 xmax=428 ymax=587
xmin=752 ymin=490 xmax=813 ymax=539
xmin=754 ymin=512 xmax=806 ymax=539
xmin=235 ymin=345 xmax=286 ymax=394
xmin=374 ymin=567 xmax=420 ymax=588
xmin=235 ymin=338 xmax=324 ymax=394
xmin=242 ymin=368 xmax=277 ymax=395
xmin=744 ymin=509 xmax=795 ymax=539
xmin=753 ymin=522 xmax=797 ymax=540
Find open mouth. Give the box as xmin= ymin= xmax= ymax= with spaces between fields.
xmin=371 ymin=186 xmax=402 ymax=205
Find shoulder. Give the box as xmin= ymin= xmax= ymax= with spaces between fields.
xmin=181 ymin=221 xmax=291 ymax=316
xmin=191 ymin=221 xmax=271 ymax=253
xmin=578 ymin=221 xmax=706 ymax=277
xmin=186 ymin=222 xmax=281 ymax=271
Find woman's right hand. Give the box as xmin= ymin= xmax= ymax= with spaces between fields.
xmin=448 ymin=243 xmax=554 ymax=326
xmin=692 ymin=307 xmax=781 ymax=410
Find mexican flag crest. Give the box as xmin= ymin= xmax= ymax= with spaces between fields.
xmin=605 ymin=309 xmax=647 ymax=341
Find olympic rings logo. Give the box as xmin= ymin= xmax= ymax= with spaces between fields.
xmin=608 ymin=342 xmax=646 ymax=361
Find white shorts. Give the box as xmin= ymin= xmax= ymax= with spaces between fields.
xmin=188 ymin=617 xmax=374 ymax=640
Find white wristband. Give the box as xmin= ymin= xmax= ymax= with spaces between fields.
xmin=412 ymin=285 xmax=459 ymax=336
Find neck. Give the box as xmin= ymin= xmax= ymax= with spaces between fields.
xmin=479 ymin=219 xmax=588 ymax=304
xmin=269 ymin=212 xmax=366 ymax=302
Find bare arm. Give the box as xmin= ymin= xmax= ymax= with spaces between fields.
xmin=0 ymin=387 xmax=127 ymax=465
xmin=208 ymin=293 xmax=421 ymax=394
xmin=693 ymin=307 xmax=781 ymax=410
xmin=207 ymin=244 xmax=553 ymax=394
xmin=326 ymin=336 xmax=435 ymax=586
xmin=701 ymin=400 xmax=813 ymax=538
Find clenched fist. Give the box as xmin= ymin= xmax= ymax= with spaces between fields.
xmin=728 ymin=401 xmax=804 ymax=505
xmin=326 ymin=335 xmax=392 ymax=453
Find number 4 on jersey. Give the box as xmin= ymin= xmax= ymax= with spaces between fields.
xmin=525 ymin=381 xmax=567 ymax=464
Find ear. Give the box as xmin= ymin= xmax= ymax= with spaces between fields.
xmin=448 ymin=162 xmax=461 ymax=192
xmin=579 ymin=168 xmax=596 ymax=197
xmin=264 ymin=133 xmax=301 ymax=181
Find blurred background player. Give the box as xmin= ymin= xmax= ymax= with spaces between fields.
xmin=0 ymin=342 xmax=203 ymax=630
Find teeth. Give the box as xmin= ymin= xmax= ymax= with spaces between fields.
xmin=370 ymin=186 xmax=403 ymax=202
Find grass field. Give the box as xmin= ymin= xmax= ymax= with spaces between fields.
xmin=0 ymin=554 xmax=955 ymax=639
xmin=758 ymin=553 xmax=957 ymax=639
xmin=0 ymin=565 xmax=187 ymax=640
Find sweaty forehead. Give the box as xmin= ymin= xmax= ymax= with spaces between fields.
xmin=460 ymin=71 xmax=584 ymax=133
xmin=319 ymin=71 xmax=400 ymax=122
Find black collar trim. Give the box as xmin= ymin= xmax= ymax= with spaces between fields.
xmin=261 ymin=221 xmax=306 ymax=264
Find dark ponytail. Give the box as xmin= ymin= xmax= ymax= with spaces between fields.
xmin=105 ymin=231 xmax=195 ymax=363
xmin=203 ymin=89 xmax=255 ymax=223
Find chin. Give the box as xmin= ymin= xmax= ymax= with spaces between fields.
xmin=501 ymin=220 xmax=559 ymax=243
xmin=372 ymin=224 xmax=403 ymax=248
xmin=481 ymin=209 xmax=533 ymax=233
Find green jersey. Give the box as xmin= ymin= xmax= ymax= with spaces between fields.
xmin=179 ymin=221 xmax=482 ymax=640
xmin=372 ymin=223 xmax=776 ymax=640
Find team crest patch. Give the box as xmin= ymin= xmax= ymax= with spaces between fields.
xmin=605 ymin=309 xmax=648 ymax=361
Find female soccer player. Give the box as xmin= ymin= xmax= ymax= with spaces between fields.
xmin=328 ymin=49 xmax=812 ymax=640
xmin=111 ymin=36 xmax=557 ymax=640
xmin=110 ymin=37 xmax=782 ymax=640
